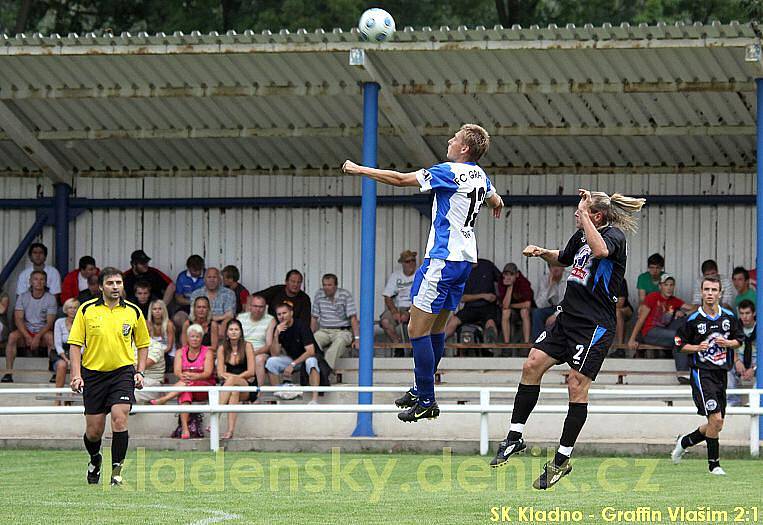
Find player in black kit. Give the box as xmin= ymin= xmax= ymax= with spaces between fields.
xmin=490 ymin=189 xmax=645 ymax=490
xmin=670 ymin=275 xmax=744 ymax=476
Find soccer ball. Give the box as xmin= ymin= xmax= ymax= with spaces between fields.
xmin=358 ymin=8 xmax=396 ymax=42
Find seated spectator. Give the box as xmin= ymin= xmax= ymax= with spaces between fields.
xmin=615 ymin=280 xmax=634 ymax=344
xmin=636 ymin=253 xmax=664 ymax=304
xmin=172 ymin=254 xmax=206 ymax=324
xmin=311 ymin=274 xmax=359 ymax=371
xmin=380 ymin=250 xmax=417 ymax=345
xmin=222 ymin=265 xmax=250 ymax=314
xmin=16 ymin=242 xmax=62 ymax=302
xmin=729 ymin=299 xmax=756 ymax=406
xmin=123 ymin=249 xmax=175 ymax=305
xmin=151 ymin=324 xmax=216 ymax=439
xmin=181 ymin=296 xmax=219 ymax=350
xmin=498 ymin=263 xmax=534 ymax=343
xmin=444 ymin=258 xmax=501 ymax=343
xmin=51 ymin=298 xmax=79 ymax=398
xmin=732 ymin=266 xmax=756 ymax=311
xmin=216 ymin=319 xmax=255 ymax=438
xmin=132 ymin=280 xmax=156 ymax=319
xmin=531 ymin=263 xmax=566 ymax=341
xmin=0 ymin=287 xmax=9 ymax=343
xmin=135 ymin=299 xmax=176 ymax=403
xmin=190 ymin=268 xmax=236 ymax=339
xmin=238 ymin=294 xmax=276 ymax=392
xmin=267 ymin=302 xmax=327 ymax=404
xmin=691 ymin=259 xmax=734 ymax=309
xmin=257 ymin=270 xmax=312 ymax=324
xmin=2 ymin=271 xmax=57 ymax=383
xmin=61 ymin=256 xmax=99 ymax=303
xmin=77 ymin=274 xmax=101 ymax=303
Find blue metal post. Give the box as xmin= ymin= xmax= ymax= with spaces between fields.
xmin=352 ymin=82 xmax=380 ymax=437
xmin=54 ymin=183 xmax=71 ymax=278
xmin=0 ymin=214 xmax=49 ymax=288
xmin=756 ymin=78 xmax=763 ymax=439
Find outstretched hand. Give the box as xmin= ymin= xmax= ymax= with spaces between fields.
xmin=342 ymin=160 xmax=362 ymax=175
xmin=522 ymin=245 xmax=544 ymax=258
xmin=577 ymin=188 xmax=592 ymax=212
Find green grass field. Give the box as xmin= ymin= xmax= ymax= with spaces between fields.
xmin=1 ymin=448 xmax=760 ymax=524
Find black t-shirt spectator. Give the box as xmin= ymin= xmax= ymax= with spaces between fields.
xmin=258 ymin=285 xmax=312 ymax=324
xmin=278 ymin=319 xmax=323 ymax=360
xmin=463 ymin=259 xmax=501 ymax=309
xmin=123 ymin=267 xmax=172 ymax=301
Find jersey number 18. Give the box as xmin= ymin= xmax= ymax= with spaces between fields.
xmin=464 ymin=187 xmax=486 ymax=228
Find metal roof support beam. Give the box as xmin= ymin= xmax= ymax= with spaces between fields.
xmin=0 ymin=100 xmax=69 ymax=184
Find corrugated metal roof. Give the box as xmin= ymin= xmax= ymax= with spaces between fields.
xmin=0 ymin=22 xmax=759 ymax=176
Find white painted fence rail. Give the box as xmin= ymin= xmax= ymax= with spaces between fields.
xmin=0 ymin=386 xmax=760 ymax=457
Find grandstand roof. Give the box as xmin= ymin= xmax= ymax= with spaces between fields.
xmin=0 ymin=21 xmax=760 ymax=181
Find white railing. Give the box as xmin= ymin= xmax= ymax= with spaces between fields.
xmin=0 ymin=386 xmax=760 ymax=457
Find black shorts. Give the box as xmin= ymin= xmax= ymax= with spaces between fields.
xmin=690 ymin=367 xmax=727 ymax=417
xmin=456 ymin=303 xmax=498 ymax=327
xmin=533 ymin=312 xmax=614 ymax=380
xmin=82 ymin=364 xmax=136 ymax=415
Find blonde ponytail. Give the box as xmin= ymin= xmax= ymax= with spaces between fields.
xmin=590 ymin=192 xmax=646 ymax=233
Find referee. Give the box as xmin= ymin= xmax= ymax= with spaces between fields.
xmin=68 ymin=267 xmax=150 ymax=486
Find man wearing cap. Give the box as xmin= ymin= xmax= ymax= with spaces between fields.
xmin=380 ymin=250 xmax=418 ymax=346
xmin=123 ymin=250 xmax=175 ymax=306
xmin=498 ymin=263 xmax=535 ymax=344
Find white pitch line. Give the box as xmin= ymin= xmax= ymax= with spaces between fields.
xmin=39 ymin=501 xmax=240 ymax=524
xmin=187 ymin=511 xmax=241 ymax=525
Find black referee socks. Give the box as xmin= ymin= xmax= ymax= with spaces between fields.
xmin=681 ymin=428 xmax=707 ymax=449
xmin=111 ymin=431 xmax=129 ymax=471
xmin=83 ymin=433 xmax=101 ymax=459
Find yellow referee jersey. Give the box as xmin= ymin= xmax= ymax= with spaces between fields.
xmin=67 ymin=296 xmax=151 ymax=372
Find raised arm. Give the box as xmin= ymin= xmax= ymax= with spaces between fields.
xmin=342 ymin=160 xmax=420 ymax=187
xmin=523 ymin=245 xmax=564 ymax=267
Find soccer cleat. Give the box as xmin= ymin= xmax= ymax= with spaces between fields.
xmin=671 ymin=435 xmax=686 ymax=464
xmin=394 ymin=389 xmax=418 ymax=409
xmin=86 ymin=454 xmax=102 ymax=484
xmin=710 ymin=466 xmax=726 ymax=476
xmin=110 ymin=475 xmax=123 ymax=486
xmin=490 ymin=438 xmax=526 ymax=468
xmin=1 ymin=374 xmax=13 ymax=383
xmin=397 ymin=400 xmax=439 ymax=422
xmin=533 ymin=459 xmax=573 ymax=490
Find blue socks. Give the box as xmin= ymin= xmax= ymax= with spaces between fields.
xmin=431 ymin=332 xmax=446 ymax=371
xmin=410 ymin=333 xmax=446 ymax=404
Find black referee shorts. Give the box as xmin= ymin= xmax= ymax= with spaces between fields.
xmin=82 ymin=364 xmax=136 ymax=415
xmin=690 ymin=367 xmax=727 ymax=417
xmin=533 ymin=312 xmax=613 ymax=380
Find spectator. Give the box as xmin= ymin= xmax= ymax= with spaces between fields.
xmin=222 ymin=265 xmax=250 ymax=314
xmin=136 ymin=299 xmax=176 ymax=403
xmin=61 ymin=256 xmax=99 ymax=303
xmin=615 ymin=281 xmax=634 ymax=345
xmin=257 ymin=270 xmax=312 ymax=324
xmin=0 ymin=287 xmax=9 ymax=343
xmin=628 ymin=274 xmax=694 ymax=379
xmin=267 ymin=302 xmax=326 ymax=404
xmin=380 ymin=250 xmax=417 ymax=344
xmin=181 ymin=296 xmax=219 ymax=350
xmin=77 ymin=274 xmax=100 ymax=303
xmin=51 ymin=298 xmax=79 ymax=397
xmin=311 ymin=274 xmax=360 ymax=371
xmin=2 ymin=271 xmax=57 ymax=383
xmin=531 ymin=263 xmax=567 ymax=341
xmin=732 ymin=266 xmax=756 ymax=311
xmin=123 ymin=249 xmax=175 ymax=305
xmin=498 ymin=263 xmax=535 ymax=343
xmin=15 ymin=242 xmax=62 ymax=301
xmin=729 ymin=299 xmax=756 ymax=406
xmin=636 ymin=253 xmax=665 ymax=304
xmin=444 ymin=258 xmax=501 ymax=342
xmin=216 ymin=319 xmax=255 ymax=438
xmin=132 ymin=280 xmax=156 ymax=319
xmin=151 ymin=324 xmax=216 ymax=439
xmin=691 ymin=259 xmax=735 ymax=308
xmin=238 ymin=294 xmax=276 ymax=393
xmin=173 ymin=254 xmax=206 ymax=319
xmin=190 ymin=267 xmax=236 ymax=339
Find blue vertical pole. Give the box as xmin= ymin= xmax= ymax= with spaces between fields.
xmin=352 ymin=82 xmax=379 ymax=437
xmin=54 ymin=183 xmax=71 ymax=278
xmin=756 ymin=78 xmax=763 ymax=440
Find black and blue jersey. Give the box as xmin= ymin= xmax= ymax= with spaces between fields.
xmin=674 ymin=307 xmax=744 ymax=371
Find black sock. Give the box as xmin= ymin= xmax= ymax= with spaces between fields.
xmin=706 ymin=437 xmax=720 ymax=470
xmin=111 ymin=431 xmax=129 ymax=474
xmin=83 ymin=433 xmax=101 ymax=460
xmin=558 ymin=402 xmax=588 ymax=457
xmin=681 ymin=428 xmax=706 ymax=449
xmin=508 ymin=383 xmax=540 ymax=440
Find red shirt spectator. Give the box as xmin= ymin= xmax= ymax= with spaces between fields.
xmin=61 ymin=256 xmax=99 ymax=303
xmin=640 ymin=291 xmax=684 ymax=337
xmin=497 ymin=270 xmax=534 ymax=306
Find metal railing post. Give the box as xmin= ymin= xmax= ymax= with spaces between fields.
xmin=208 ymin=388 xmax=220 ymax=452
xmin=751 ymin=390 xmax=760 ymax=458
xmin=480 ymin=389 xmax=490 ymax=456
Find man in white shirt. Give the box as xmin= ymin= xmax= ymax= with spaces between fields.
xmin=15 ymin=243 xmax=62 ymax=302
xmin=379 ymin=250 xmax=418 ymax=345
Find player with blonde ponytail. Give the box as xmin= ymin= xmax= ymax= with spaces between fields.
xmin=490 ymin=189 xmax=645 ymax=490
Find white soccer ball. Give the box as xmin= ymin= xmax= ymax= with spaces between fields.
xmin=358 ymin=8 xmax=396 ymax=42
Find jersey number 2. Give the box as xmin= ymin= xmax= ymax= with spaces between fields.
xmin=464 ymin=187 xmax=486 ymax=228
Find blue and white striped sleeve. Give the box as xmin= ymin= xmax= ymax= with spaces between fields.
xmin=416 ymin=163 xmax=457 ymax=193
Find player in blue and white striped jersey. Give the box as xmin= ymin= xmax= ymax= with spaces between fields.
xmin=343 ymin=124 xmax=504 ymax=422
